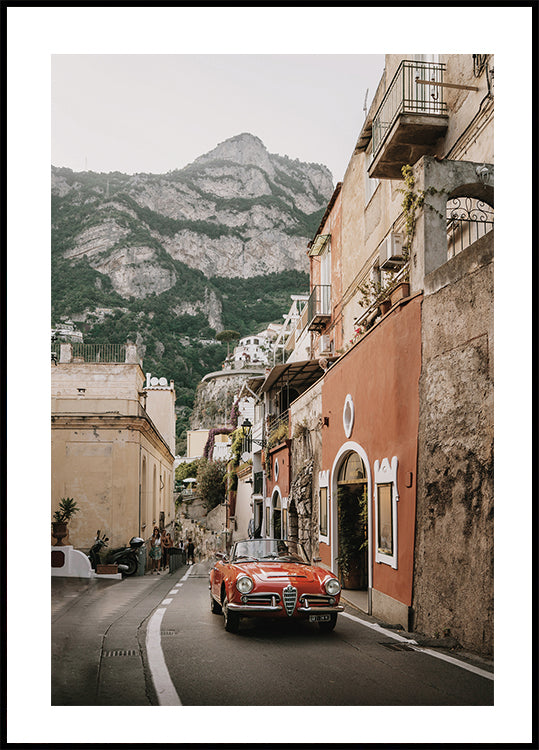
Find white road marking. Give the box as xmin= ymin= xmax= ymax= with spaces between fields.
xmin=146 ymin=607 xmax=181 ymax=705
xmin=168 ymin=590 xmax=178 ymax=595
xmin=145 ymin=565 xmax=195 ymax=705
xmin=341 ymin=611 xmax=493 ymax=680
xmin=180 ymin=567 xmax=193 ymax=582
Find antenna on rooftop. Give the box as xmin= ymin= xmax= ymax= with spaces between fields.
xmin=363 ymin=88 xmax=369 ymax=120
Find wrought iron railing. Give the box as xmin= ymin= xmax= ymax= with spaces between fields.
xmin=52 ymin=342 xmax=128 ymax=363
xmin=446 ymin=197 xmax=494 ymax=259
xmin=372 ymin=60 xmax=447 ymax=158
xmin=307 ymin=285 xmax=331 ymax=325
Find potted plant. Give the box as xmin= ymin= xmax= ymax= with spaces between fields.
xmin=52 ymin=497 xmax=80 ymax=546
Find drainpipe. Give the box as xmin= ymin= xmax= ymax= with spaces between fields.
xmin=138 ymin=442 xmax=142 ymax=537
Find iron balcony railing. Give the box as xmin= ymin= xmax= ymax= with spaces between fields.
xmin=307 ymin=285 xmax=331 ymax=328
xmin=372 ymin=60 xmax=447 ymax=158
xmin=446 ymin=197 xmax=494 ymax=260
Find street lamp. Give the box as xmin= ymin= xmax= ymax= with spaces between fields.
xmin=240 ymin=418 xmax=267 ymax=458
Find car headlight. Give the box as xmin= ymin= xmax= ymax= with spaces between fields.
xmin=236 ymin=576 xmax=254 ymax=594
xmin=325 ymin=578 xmax=341 ymax=596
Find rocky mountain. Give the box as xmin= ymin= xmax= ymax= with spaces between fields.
xmin=51 ymin=133 xmax=334 ymax=451
xmin=52 ymin=133 xmax=333 ymax=297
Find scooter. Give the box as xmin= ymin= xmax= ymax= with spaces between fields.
xmin=88 ymin=530 xmax=144 ymax=576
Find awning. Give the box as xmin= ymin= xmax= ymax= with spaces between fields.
xmin=309 ymin=234 xmax=331 ymax=256
xmin=259 ymin=357 xmax=339 ymax=395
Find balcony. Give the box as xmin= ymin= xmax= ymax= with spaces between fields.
xmin=307 ymin=285 xmax=331 ymax=332
xmin=370 ymin=60 xmax=448 ymax=179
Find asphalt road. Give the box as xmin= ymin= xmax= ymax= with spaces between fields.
xmin=52 ymin=560 xmax=493 ymax=707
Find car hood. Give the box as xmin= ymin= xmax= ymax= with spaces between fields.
xmin=233 ymin=561 xmax=324 ymax=584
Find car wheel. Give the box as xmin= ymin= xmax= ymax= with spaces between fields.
xmin=210 ymin=590 xmax=222 ymax=614
xmin=318 ymin=613 xmax=337 ymax=633
xmin=222 ymin=596 xmax=240 ymax=633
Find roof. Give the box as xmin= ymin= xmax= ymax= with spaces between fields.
xmin=259 ymin=357 xmax=339 ymax=395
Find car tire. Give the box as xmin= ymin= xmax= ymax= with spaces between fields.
xmin=210 ymin=590 xmax=222 ymax=614
xmin=318 ymin=613 xmax=337 ymax=633
xmin=222 ymin=596 xmax=240 ymax=633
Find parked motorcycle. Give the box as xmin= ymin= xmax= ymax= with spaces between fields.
xmin=88 ymin=530 xmax=144 ymax=576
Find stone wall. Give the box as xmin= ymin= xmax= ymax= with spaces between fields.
xmin=289 ymin=382 xmax=323 ymax=559
xmin=413 ymin=235 xmax=493 ymax=655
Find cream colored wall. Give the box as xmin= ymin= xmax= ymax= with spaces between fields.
xmin=51 ymin=363 xmax=144 ymax=403
xmin=145 ymin=386 xmax=176 ymax=455
xmin=336 ymin=53 xmax=493 ymax=348
xmin=52 ymin=423 xmax=174 ymax=550
xmin=51 ymin=361 xmax=174 ymax=550
xmin=187 ymin=430 xmax=209 ymax=458
xmin=233 ymin=475 xmax=253 ymax=542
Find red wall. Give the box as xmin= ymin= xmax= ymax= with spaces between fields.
xmin=320 ymin=297 xmax=422 ymax=606
xmin=265 ymin=441 xmax=290 ymax=500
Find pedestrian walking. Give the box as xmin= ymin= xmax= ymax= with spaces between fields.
xmin=149 ymin=527 xmax=162 ymax=574
xmin=186 ymin=538 xmax=195 ymax=565
xmin=162 ymin=529 xmax=173 ymax=569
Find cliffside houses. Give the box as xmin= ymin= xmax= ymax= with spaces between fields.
xmin=234 ymin=53 xmax=494 ymax=656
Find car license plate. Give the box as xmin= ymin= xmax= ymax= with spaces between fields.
xmin=309 ymin=614 xmax=331 ymax=622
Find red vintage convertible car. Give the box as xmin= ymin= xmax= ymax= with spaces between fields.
xmin=209 ymin=538 xmax=343 ymax=633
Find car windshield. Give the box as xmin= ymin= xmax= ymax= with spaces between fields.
xmin=230 ymin=539 xmax=310 ymax=564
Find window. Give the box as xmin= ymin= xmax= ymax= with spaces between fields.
xmin=377 ymin=484 xmax=393 ymax=555
xmin=374 ymin=456 xmax=399 ymax=569
xmin=320 ymin=487 xmax=328 ymax=536
xmin=365 ymin=147 xmax=379 ymax=204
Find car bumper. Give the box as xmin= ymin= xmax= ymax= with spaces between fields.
xmin=227 ymin=602 xmax=344 ymax=615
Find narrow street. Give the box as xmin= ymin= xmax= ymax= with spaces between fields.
xmin=52 ymin=561 xmax=493 ymax=707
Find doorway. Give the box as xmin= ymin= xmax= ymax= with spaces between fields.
xmin=336 ymin=452 xmax=368 ymax=590
xmin=272 ymin=491 xmax=282 ymax=539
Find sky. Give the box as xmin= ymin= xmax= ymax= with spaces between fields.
xmin=51 ymin=54 xmax=385 ymax=183
xmin=6 ymin=4 xmax=534 ymax=748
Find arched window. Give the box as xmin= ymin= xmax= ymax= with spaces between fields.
xmin=338 ymin=452 xmax=367 ymax=484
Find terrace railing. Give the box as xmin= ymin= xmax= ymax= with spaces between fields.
xmin=372 ymin=60 xmax=447 ymax=158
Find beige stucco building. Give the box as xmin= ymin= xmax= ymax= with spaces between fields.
xmin=51 ymin=343 xmax=176 ymax=550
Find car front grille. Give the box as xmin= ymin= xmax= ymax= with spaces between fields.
xmin=299 ymin=594 xmax=334 ymax=608
xmin=282 ymin=585 xmax=298 ymax=616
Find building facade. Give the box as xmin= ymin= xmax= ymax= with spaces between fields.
xmin=51 ymin=344 xmax=176 ymax=550
xmin=240 ymin=53 xmax=493 ymax=654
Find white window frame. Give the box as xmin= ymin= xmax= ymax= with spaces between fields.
xmin=318 ymin=470 xmax=330 ymax=545
xmin=374 ymin=456 xmax=399 ymax=569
